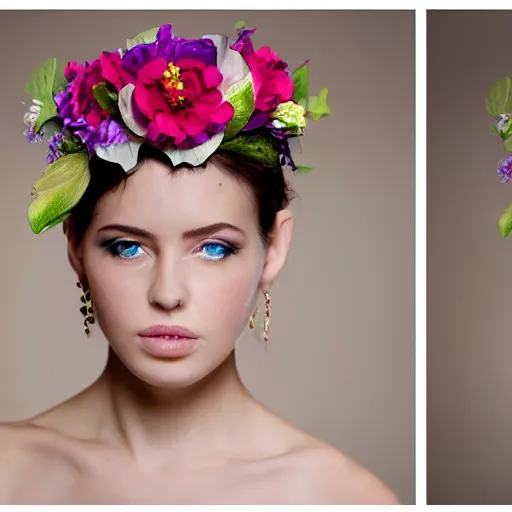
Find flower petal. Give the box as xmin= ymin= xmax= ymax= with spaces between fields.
xmin=156 ymin=112 xmax=186 ymax=145
xmin=176 ymin=58 xmax=207 ymax=71
xmin=195 ymin=89 xmax=223 ymax=106
xmin=100 ymin=52 xmax=133 ymax=91
xmin=134 ymin=81 xmax=169 ymax=118
xmin=210 ymin=101 xmax=235 ymax=127
xmin=146 ymin=121 xmax=162 ymax=141
xmin=181 ymin=69 xmax=204 ymax=101
xmin=122 ymin=45 xmax=155 ymax=75
xmin=179 ymin=112 xmax=209 ymax=137
xmin=175 ymin=40 xmax=217 ymax=66
xmin=155 ymin=25 xmax=177 ymax=62
xmin=138 ymin=59 xmax=168 ymax=84
xmin=202 ymin=65 xmax=223 ymax=89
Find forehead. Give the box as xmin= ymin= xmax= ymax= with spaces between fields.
xmin=89 ymin=158 xmax=258 ymax=233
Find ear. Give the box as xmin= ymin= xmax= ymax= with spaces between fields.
xmin=260 ymin=209 xmax=294 ymax=290
xmin=63 ymin=217 xmax=87 ymax=287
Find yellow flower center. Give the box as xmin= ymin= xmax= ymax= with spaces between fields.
xmin=161 ymin=62 xmax=186 ymax=108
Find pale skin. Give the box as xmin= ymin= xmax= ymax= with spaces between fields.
xmin=0 ymin=158 xmax=399 ymax=504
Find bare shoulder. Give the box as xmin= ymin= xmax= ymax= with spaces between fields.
xmin=0 ymin=421 xmax=50 ymax=500
xmin=285 ymin=438 xmax=400 ymax=505
xmin=0 ymin=417 xmax=86 ymax=503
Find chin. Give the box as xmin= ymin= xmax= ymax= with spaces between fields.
xmin=112 ymin=344 xmax=222 ymax=391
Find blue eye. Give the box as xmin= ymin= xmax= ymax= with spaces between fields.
xmin=111 ymin=241 xmax=144 ymax=259
xmin=200 ymin=242 xmax=235 ymax=262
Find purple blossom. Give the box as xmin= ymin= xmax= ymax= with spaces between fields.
xmin=47 ymin=131 xmax=65 ymax=163
xmin=55 ymin=89 xmax=128 ymax=154
xmin=230 ymin=27 xmax=257 ymax=55
xmin=497 ymin=155 xmax=512 ymax=183
xmin=120 ymin=24 xmax=217 ymax=76
xmin=24 ymin=125 xmax=43 ymax=144
xmin=76 ymin=119 xmax=129 ymax=155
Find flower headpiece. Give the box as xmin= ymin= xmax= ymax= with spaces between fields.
xmin=23 ymin=22 xmax=330 ymax=234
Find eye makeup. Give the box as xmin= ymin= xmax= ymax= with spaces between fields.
xmin=98 ymin=237 xmax=241 ymax=263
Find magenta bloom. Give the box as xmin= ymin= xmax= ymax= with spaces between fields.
xmin=56 ymin=56 xmax=128 ymax=153
xmin=134 ymin=58 xmax=234 ymax=147
xmin=231 ymin=28 xmax=294 ymax=130
xmin=101 ymin=25 xmax=234 ymax=148
xmin=497 ymin=155 xmax=512 ymax=183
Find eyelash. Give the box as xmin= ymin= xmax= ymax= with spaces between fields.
xmin=101 ymin=239 xmax=240 ymax=262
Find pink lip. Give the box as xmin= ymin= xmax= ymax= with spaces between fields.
xmin=138 ymin=325 xmax=198 ymax=339
xmin=138 ymin=325 xmax=199 ymax=359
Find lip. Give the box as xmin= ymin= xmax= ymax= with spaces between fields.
xmin=138 ymin=325 xmax=198 ymax=339
xmin=138 ymin=325 xmax=199 ymax=359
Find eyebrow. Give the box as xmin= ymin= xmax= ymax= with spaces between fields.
xmin=97 ymin=222 xmax=245 ymax=240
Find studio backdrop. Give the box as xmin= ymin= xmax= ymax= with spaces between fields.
xmin=428 ymin=9 xmax=512 ymax=506
xmin=0 ymin=10 xmax=415 ymax=504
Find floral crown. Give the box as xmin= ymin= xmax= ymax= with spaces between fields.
xmin=23 ymin=22 xmax=330 ymax=235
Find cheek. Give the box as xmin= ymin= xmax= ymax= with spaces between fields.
xmin=83 ymin=257 xmax=143 ymax=330
xmin=191 ymin=257 xmax=263 ymax=332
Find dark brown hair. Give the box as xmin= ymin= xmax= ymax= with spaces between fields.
xmin=70 ymin=144 xmax=295 ymax=246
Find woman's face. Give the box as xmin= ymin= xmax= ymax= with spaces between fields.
xmin=69 ymin=158 xmax=291 ymax=389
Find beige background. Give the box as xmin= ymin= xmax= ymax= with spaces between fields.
xmin=428 ymin=10 xmax=512 ymax=505
xmin=0 ymin=11 xmax=414 ymax=503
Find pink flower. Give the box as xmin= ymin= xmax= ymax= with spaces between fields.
xmin=99 ymin=51 xmax=135 ymax=91
xmin=132 ymin=57 xmax=234 ymax=148
xmin=62 ymin=57 xmax=119 ymax=128
xmin=56 ymin=56 xmax=129 ymax=152
xmin=248 ymin=46 xmax=294 ymax=112
xmin=231 ymin=29 xmax=293 ymax=114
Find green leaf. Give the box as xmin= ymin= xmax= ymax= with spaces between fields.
xmin=126 ymin=27 xmax=159 ymax=49
xmin=93 ymin=82 xmax=118 ymax=114
xmin=292 ymin=61 xmax=309 ymax=104
xmin=498 ymin=203 xmax=512 ymax=237
xmin=220 ymin=135 xmax=280 ymax=168
xmin=503 ymin=135 xmax=512 ymax=152
xmin=25 ymin=58 xmax=64 ymax=100
xmin=308 ymin=87 xmax=331 ymax=121
xmin=165 ymin=132 xmax=224 ymax=167
xmin=28 ymin=152 xmax=90 ymax=234
xmin=25 ymin=58 xmax=67 ymax=131
xmin=52 ymin=60 xmax=68 ymax=95
xmin=223 ymin=71 xmax=255 ymax=140
xmin=296 ymin=166 xmax=313 ymax=174
xmin=35 ymin=104 xmax=58 ymax=132
xmin=234 ymin=20 xmax=246 ymax=31
xmin=486 ymin=77 xmax=512 ymax=117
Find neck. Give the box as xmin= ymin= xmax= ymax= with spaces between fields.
xmin=91 ymin=348 xmax=257 ymax=468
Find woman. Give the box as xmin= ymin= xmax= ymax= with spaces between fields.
xmin=0 ymin=22 xmax=399 ymax=504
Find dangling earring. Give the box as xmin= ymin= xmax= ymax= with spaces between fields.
xmin=77 ymin=281 xmax=94 ymax=336
xmin=249 ymin=290 xmax=272 ymax=342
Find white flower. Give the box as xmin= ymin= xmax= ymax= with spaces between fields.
xmin=23 ymin=99 xmax=44 ymax=143
xmin=23 ymin=99 xmax=43 ymax=128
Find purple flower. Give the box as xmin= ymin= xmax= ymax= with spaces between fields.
xmin=120 ymin=25 xmax=217 ymax=77
xmin=77 ymin=119 xmax=128 ymax=154
xmin=55 ymin=88 xmax=128 ymax=154
xmin=497 ymin=155 xmax=512 ymax=183
xmin=24 ymin=125 xmax=43 ymax=144
xmin=47 ymin=131 xmax=65 ymax=163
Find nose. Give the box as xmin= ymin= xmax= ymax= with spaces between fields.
xmin=148 ymin=254 xmax=188 ymax=312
